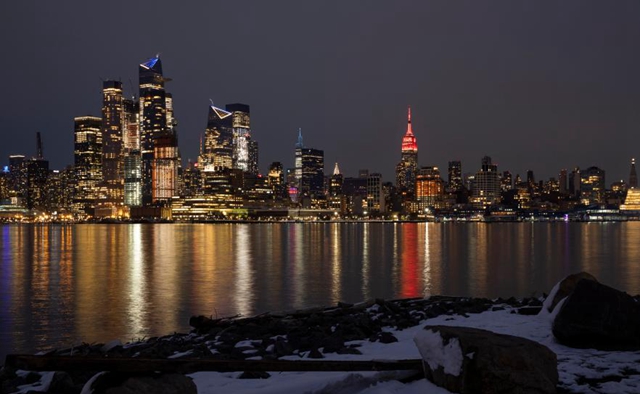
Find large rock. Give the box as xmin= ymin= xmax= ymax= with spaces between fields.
xmin=82 ymin=372 xmax=197 ymax=394
xmin=552 ymin=279 xmax=640 ymax=350
xmin=545 ymin=272 xmax=598 ymax=313
xmin=414 ymin=325 xmax=558 ymax=394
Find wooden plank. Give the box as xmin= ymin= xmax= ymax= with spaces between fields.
xmin=5 ymin=355 xmax=424 ymax=374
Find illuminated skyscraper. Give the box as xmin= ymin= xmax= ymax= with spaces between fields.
xmin=329 ymin=163 xmax=344 ymax=211
xmin=447 ymin=160 xmax=462 ymax=192
xmin=366 ymin=173 xmax=385 ymax=214
xmin=74 ymin=116 xmax=103 ymax=211
xmin=629 ymin=158 xmax=638 ymax=189
xmin=416 ymin=166 xmax=444 ymax=210
xmin=226 ymin=103 xmax=251 ymax=172
xmin=139 ymin=55 xmax=167 ymax=205
xmin=199 ymin=104 xmax=233 ymax=171
xmin=101 ymin=80 xmax=125 ymax=204
xmin=395 ymin=107 xmax=418 ymax=194
xmin=300 ymin=148 xmax=324 ymax=199
xmin=152 ymin=133 xmax=179 ymax=203
xmin=25 ymin=132 xmax=49 ymax=210
xmin=123 ymin=98 xmax=142 ymax=206
xmin=559 ymin=169 xmax=568 ymax=195
xmin=580 ymin=166 xmax=605 ymax=205
xmin=472 ymin=156 xmax=500 ymax=208
xmin=8 ymin=155 xmax=26 ymax=201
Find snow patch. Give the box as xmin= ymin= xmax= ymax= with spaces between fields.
xmin=413 ymin=329 xmax=463 ymax=377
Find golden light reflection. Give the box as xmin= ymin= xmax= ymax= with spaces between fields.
xmin=152 ymin=224 xmax=180 ymax=333
xmin=233 ymin=225 xmax=254 ymax=317
xmin=127 ymin=224 xmax=146 ymax=336
xmin=422 ymin=223 xmax=433 ymax=297
xmin=361 ymin=223 xmax=370 ymax=300
xmin=330 ymin=223 xmax=342 ymax=303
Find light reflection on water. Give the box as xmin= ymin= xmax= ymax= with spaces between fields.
xmin=1 ymin=222 xmax=640 ymax=361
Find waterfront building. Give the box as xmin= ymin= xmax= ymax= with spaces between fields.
xmin=101 ymin=80 xmax=125 ymax=205
xmin=559 ymin=169 xmax=568 ymax=195
xmin=8 ymin=155 xmax=26 ymax=203
xmin=395 ymin=107 xmax=418 ymax=195
xmin=569 ymin=168 xmax=581 ymax=197
xmin=416 ymin=166 xmax=444 ymax=211
xmin=152 ymin=133 xmax=179 ymax=203
xmin=25 ymin=135 xmax=49 ymax=211
xmin=447 ymin=161 xmax=462 ymax=192
xmin=268 ymin=162 xmax=286 ymax=201
xmin=580 ymin=166 xmax=606 ymax=205
xmin=471 ymin=156 xmax=500 ymax=208
xmin=123 ymin=98 xmax=142 ymax=206
xmin=139 ymin=55 xmax=167 ymax=206
xmin=500 ymin=171 xmax=512 ymax=192
xmin=620 ymin=188 xmax=640 ymax=211
xmin=366 ymin=173 xmax=385 ymax=214
xmin=329 ymin=162 xmax=344 ymax=212
xmin=299 ymin=148 xmax=324 ymax=202
xmin=199 ymin=104 xmax=233 ymax=171
xmin=226 ymin=103 xmax=251 ymax=172
xmin=74 ymin=116 xmax=103 ymax=212
xmin=629 ymin=158 xmax=638 ymax=189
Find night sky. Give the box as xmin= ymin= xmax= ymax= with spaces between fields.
xmin=2 ymin=1 xmax=640 ymax=184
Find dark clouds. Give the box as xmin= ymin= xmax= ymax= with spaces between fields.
xmin=1 ymin=1 xmax=639 ymax=183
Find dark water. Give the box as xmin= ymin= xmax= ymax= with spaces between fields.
xmin=1 ymin=222 xmax=640 ymax=361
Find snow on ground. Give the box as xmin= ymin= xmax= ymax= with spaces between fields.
xmin=188 ymin=305 xmax=640 ymax=394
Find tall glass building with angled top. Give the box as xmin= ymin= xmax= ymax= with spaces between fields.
xmin=199 ymin=104 xmax=234 ymax=171
xmin=139 ymin=55 xmax=167 ymax=205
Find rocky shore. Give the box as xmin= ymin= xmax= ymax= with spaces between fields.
xmin=2 ymin=275 xmax=639 ymax=393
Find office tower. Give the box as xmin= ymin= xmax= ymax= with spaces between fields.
xmin=248 ymin=137 xmax=259 ymax=175
xmin=395 ymin=107 xmax=418 ymax=193
xmin=226 ymin=103 xmax=251 ymax=172
xmin=472 ymin=156 xmax=500 ymax=208
xmin=123 ymin=98 xmax=142 ymax=206
xmin=199 ymin=104 xmax=233 ymax=171
xmin=630 ymin=158 xmax=638 ymax=189
xmin=580 ymin=166 xmax=605 ymax=205
xmin=101 ymin=80 xmax=125 ymax=204
xmin=358 ymin=169 xmax=369 ymax=179
xmin=267 ymin=161 xmax=286 ymax=201
xmin=329 ymin=162 xmax=344 ymax=211
xmin=8 ymin=155 xmax=26 ymax=201
xmin=448 ymin=160 xmax=462 ymax=192
xmin=559 ymin=169 xmax=568 ymax=194
xmin=24 ymin=132 xmax=49 ymax=210
xmin=416 ymin=166 xmax=444 ymax=210
xmin=300 ymin=148 xmax=324 ymax=199
xmin=293 ymin=128 xmax=304 ymax=202
xmin=366 ymin=173 xmax=385 ymax=214
xmin=74 ymin=116 xmax=103 ymax=211
xmin=569 ymin=167 xmax=581 ymax=197
xmin=152 ymin=133 xmax=179 ymax=203
xmin=500 ymin=171 xmax=513 ymax=192
xmin=139 ymin=55 xmax=167 ymax=205
xmin=0 ymin=168 xmax=8 ymax=201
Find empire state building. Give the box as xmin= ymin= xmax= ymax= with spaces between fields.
xmin=395 ymin=107 xmax=418 ymax=195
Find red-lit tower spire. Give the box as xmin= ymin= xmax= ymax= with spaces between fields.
xmin=396 ymin=106 xmax=419 ymax=196
xmin=401 ymin=106 xmax=418 ymax=153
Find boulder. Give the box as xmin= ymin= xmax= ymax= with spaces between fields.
xmin=414 ymin=325 xmax=558 ymax=394
xmin=552 ymin=279 xmax=640 ymax=350
xmin=83 ymin=372 xmax=197 ymax=394
xmin=545 ymin=272 xmax=598 ymax=313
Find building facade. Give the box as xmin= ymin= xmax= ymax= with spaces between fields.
xmin=74 ymin=116 xmax=103 ymax=212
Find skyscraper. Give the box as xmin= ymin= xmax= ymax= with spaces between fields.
xmin=300 ymin=148 xmax=324 ymax=199
xmin=580 ymin=166 xmax=605 ymax=205
xmin=416 ymin=166 xmax=444 ymax=210
xmin=629 ymin=158 xmax=638 ymax=189
xmin=366 ymin=173 xmax=385 ymax=214
xmin=102 ymin=80 xmax=125 ymax=204
xmin=472 ymin=156 xmax=500 ymax=208
xmin=559 ymin=169 xmax=568 ymax=195
xmin=123 ymin=98 xmax=142 ymax=206
xmin=329 ymin=163 xmax=344 ymax=211
xmin=447 ymin=160 xmax=462 ymax=192
xmin=199 ymin=104 xmax=233 ymax=171
xmin=152 ymin=133 xmax=179 ymax=203
xmin=25 ymin=132 xmax=49 ymax=210
xmin=226 ymin=103 xmax=252 ymax=172
xmin=395 ymin=107 xmax=418 ymax=194
xmin=139 ymin=55 xmax=167 ymax=205
xmin=74 ymin=116 xmax=103 ymax=212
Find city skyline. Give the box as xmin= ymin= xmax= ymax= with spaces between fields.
xmin=2 ymin=1 xmax=640 ymax=183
